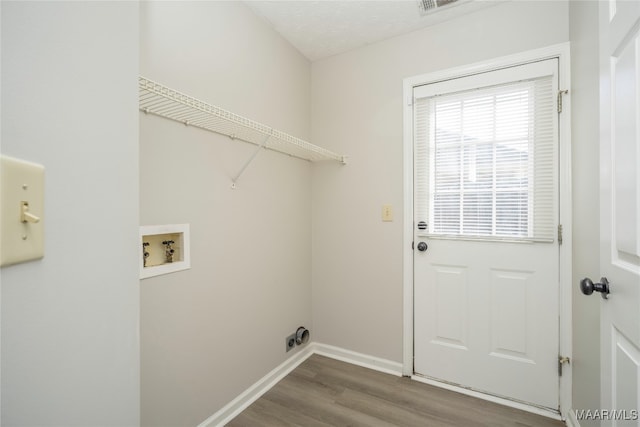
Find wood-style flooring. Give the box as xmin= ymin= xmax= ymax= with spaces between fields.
xmin=227 ymin=355 xmax=565 ymax=427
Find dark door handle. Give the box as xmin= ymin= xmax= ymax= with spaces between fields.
xmin=580 ymin=277 xmax=610 ymax=299
xmin=417 ymin=242 xmax=428 ymax=252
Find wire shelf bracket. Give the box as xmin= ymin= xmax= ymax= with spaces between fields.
xmin=139 ymin=76 xmax=347 ymax=188
xmin=230 ymin=134 xmax=271 ymax=189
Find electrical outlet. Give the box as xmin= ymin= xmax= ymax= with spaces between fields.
xmin=285 ymin=333 xmax=296 ymax=352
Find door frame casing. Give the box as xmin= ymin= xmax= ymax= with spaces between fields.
xmin=402 ymin=43 xmax=572 ymax=418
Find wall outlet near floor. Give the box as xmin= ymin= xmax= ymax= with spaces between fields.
xmin=285 ymin=333 xmax=296 ymax=352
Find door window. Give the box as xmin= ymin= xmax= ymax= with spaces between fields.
xmin=414 ymin=65 xmax=556 ymax=242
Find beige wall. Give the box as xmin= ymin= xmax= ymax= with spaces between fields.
xmin=1 ymin=2 xmax=140 ymax=425
xmin=139 ymin=2 xmax=313 ymax=426
xmin=569 ymin=1 xmax=602 ymax=422
xmin=311 ymin=0 xmax=570 ymax=362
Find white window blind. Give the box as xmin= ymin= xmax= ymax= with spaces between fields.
xmin=414 ymin=73 xmax=556 ymax=242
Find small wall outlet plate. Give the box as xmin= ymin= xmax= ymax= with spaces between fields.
xmin=285 ymin=333 xmax=296 ymax=352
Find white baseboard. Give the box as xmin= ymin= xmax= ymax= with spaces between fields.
xmin=197 ymin=345 xmax=315 ymax=427
xmin=313 ymin=342 xmax=403 ymax=377
xmin=411 ymin=375 xmax=562 ymax=421
xmin=565 ymin=409 xmax=581 ymax=427
xmin=197 ymin=342 xmax=402 ymax=426
xmin=198 ymin=342 xmax=563 ymax=427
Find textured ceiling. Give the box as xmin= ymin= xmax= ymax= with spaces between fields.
xmin=245 ymin=0 xmax=501 ymax=61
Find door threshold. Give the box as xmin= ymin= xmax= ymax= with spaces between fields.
xmin=411 ymin=374 xmax=562 ymax=421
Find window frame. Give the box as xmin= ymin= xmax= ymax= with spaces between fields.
xmin=413 ymin=59 xmax=558 ymax=243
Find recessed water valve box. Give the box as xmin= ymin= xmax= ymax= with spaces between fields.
xmin=140 ymin=224 xmax=190 ymax=279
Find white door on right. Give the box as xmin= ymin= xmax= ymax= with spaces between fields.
xmin=598 ymin=0 xmax=640 ymax=425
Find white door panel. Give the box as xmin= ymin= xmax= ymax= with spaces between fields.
xmin=599 ymin=0 xmax=640 ymax=424
xmin=413 ymin=58 xmax=560 ymax=410
xmin=414 ymin=239 xmax=558 ymax=408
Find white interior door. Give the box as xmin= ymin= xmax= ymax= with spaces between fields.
xmin=598 ymin=1 xmax=640 ymax=424
xmin=413 ymin=58 xmax=560 ymax=410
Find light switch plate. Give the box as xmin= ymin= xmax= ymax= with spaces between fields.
xmin=382 ymin=204 xmax=393 ymax=222
xmin=1 ymin=155 xmax=45 ymax=267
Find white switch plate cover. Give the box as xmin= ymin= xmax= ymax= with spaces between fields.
xmin=1 ymin=155 xmax=45 ymax=267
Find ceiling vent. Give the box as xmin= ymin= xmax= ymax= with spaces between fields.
xmin=417 ymin=0 xmax=460 ymax=15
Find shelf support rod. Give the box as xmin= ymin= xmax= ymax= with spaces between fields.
xmin=231 ymin=134 xmax=272 ymax=189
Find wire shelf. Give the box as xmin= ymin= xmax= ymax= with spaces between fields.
xmin=139 ymin=76 xmax=347 ymax=164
